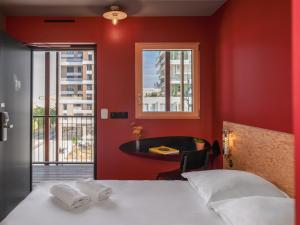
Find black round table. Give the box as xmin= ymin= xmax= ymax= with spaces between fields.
xmin=119 ymin=136 xmax=210 ymax=161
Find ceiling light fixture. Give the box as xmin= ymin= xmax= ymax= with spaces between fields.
xmin=103 ymin=5 xmax=127 ymax=25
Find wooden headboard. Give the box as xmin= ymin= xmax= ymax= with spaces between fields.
xmin=223 ymin=121 xmax=295 ymax=197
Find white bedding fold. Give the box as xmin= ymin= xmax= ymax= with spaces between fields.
xmin=50 ymin=184 xmax=90 ymax=209
xmin=76 ymin=179 xmax=112 ymax=202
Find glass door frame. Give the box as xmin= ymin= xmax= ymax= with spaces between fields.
xmin=29 ymin=45 xmax=97 ymax=190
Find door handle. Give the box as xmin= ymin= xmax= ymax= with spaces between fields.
xmin=0 ymin=111 xmax=13 ymax=142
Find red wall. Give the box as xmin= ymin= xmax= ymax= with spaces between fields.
xmin=213 ymin=0 xmax=292 ymax=141
xmin=5 ymin=0 xmax=293 ymax=181
xmin=293 ymin=0 xmax=300 ymax=223
xmin=5 ymin=17 xmax=216 ymax=179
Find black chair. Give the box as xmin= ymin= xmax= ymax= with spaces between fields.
xmin=210 ymin=140 xmax=221 ymax=168
xmin=156 ymin=148 xmax=209 ymax=180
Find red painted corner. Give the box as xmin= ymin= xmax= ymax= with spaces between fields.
xmin=213 ymin=0 xmax=292 ymax=141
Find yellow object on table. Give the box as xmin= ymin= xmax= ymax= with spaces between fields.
xmin=149 ymin=146 xmax=179 ymax=155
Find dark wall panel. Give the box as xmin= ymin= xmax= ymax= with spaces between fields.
xmin=0 ymin=32 xmax=5 ymax=221
xmin=0 ymin=32 xmax=31 ymax=220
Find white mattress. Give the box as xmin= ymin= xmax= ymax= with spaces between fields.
xmin=1 ymin=180 xmax=225 ymax=225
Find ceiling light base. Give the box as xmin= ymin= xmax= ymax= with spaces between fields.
xmin=103 ymin=5 xmax=127 ymax=25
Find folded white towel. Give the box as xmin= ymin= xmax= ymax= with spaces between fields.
xmin=50 ymin=184 xmax=91 ymax=209
xmin=76 ymin=179 xmax=112 ymax=202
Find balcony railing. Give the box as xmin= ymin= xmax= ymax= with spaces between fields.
xmin=32 ymin=115 xmax=94 ymax=164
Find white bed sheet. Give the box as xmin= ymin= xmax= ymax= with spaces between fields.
xmin=1 ymin=180 xmax=225 ymax=225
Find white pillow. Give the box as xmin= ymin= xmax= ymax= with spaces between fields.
xmin=209 ymin=196 xmax=295 ymax=225
xmin=182 ymin=170 xmax=288 ymax=203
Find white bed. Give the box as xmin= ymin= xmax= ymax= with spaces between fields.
xmin=0 ymin=180 xmax=225 ymax=225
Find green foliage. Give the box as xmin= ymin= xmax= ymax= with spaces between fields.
xmin=33 ymin=106 xmax=56 ymax=117
xmin=33 ymin=106 xmax=45 ymax=116
xmin=32 ymin=106 xmax=57 ymax=132
xmin=193 ymin=137 xmax=205 ymax=143
xmin=72 ymin=136 xmax=77 ymax=145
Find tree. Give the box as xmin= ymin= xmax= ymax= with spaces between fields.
xmin=32 ymin=106 xmax=57 ymax=132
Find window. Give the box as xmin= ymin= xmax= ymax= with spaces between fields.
xmin=63 ymin=104 xmax=67 ymax=110
xmin=87 ymin=104 xmax=93 ymax=110
xmin=87 ymin=74 xmax=92 ymax=80
xmin=86 ymin=84 xmax=92 ymax=90
xmin=67 ymin=66 xmax=74 ymax=73
xmin=88 ymin=53 xmax=93 ymax=61
xmin=78 ymin=66 xmax=82 ymax=73
xmin=78 ymin=85 xmax=82 ymax=91
xmin=135 ymin=43 xmax=200 ymax=119
xmin=87 ymin=64 xmax=92 ymax=71
xmin=87 ymin=94 xmax=92 ymax=100
xmin=65 ymin=85 xmax=74 ymax=91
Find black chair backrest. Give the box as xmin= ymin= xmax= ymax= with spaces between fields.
xmin=211 ymin=140 xmax=221 ymax=166
xmin=204 ymin=141 xmax=211 ymax=149
xmin=211 ymin=140 xmax=221 ymax=157
xmin=180 ymin=149 xmax=208 ymax=173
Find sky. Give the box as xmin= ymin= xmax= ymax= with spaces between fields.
xmin=33 ymin=51 xmax=57 ymax=107
xmin=143 ymin=51 xmax=160 ymax=88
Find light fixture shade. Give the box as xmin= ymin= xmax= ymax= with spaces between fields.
xmin=103 ymin=5 xmax=127 ymax=25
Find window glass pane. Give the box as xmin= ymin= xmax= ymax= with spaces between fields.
xmin=142 ymin=49 xmax=193 ymax=112
xmin=33 ymin=51 xmax=45 ymax=116
xmin=59 ymin=50 xmax=94 ymax=116
xmin=170 ymin=51 xmax=182 ymax=112
xmin=67 ymin=66 xmax=74 ymax=73
xmin=184 ymin=51 xmax=193 ymax=112
xmin=142 ymin=51 xmax=166 ymax=112
xmin=87 ymin=64 xmax=92 ymax=71
xmin=50 ymin=52 xmax=57 ymax=116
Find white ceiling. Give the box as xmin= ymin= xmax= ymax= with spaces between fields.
xmin=0 ymin=0 xmax=227 ymax=17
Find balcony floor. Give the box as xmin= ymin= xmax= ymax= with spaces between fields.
xmin=32 ymin=164 xmax=94 ymax=188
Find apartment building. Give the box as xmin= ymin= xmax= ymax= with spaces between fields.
xmin=143 ymin=50 xmax=192 ymax=112
xmin=59 ymin=50 xmax=94 ymax=116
